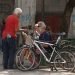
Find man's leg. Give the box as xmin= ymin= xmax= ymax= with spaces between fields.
xmin=8 ymin=38 xmax=16 ymax=69
xmin=2 ymin=39 xmax=9 ymax=69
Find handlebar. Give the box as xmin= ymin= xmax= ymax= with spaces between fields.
xmin=55 ymin=32 xmax=66 ymax=45
xmin=51 ymin=32 xmax=66 ymax=36
xmin=56 ymin=32 xmax=66 ymax=36
xmin=18 ymin=29 xmax=25 ymax=31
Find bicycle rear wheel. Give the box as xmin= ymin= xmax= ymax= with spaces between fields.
xmin=19 ymin=46 xmax=35 ymax=71
xmin=54 ymin=51 xmax=75 ymax=72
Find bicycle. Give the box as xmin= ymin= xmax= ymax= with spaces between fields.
xmin=15 ymin=31 xmax=75 ymax=71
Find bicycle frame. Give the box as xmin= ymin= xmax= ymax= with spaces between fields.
xmin=33 ymin=36 xmax=66 ymax=63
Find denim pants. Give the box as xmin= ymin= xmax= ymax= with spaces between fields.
xmin=2 ymin=37 xmax=16 ymax=69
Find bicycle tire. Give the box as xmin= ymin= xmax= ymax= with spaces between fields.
xmin=19 ymin=46 xmax=35 ymax=71
xmin=54 ymin=50 xmax=75 ymax=72
xmin=15 ymin=47 xmax=26 ymax=70
xmin=60 ymin=40 xmax=71 ymax=46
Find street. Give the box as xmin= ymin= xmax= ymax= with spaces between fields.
xmin=0 ymin=67 xmax=75 ymax=75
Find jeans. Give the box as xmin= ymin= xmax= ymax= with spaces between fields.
xmin=2 ymin=37 xmax=16 ymax=69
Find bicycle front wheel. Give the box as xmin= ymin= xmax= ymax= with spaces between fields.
xmin=54 ymin=51 xmax=75 ymax=72
xmin=19 ymin=47 xmax=35 ymax=71
xmin=15 ymin=48 xmax=24 ymax=70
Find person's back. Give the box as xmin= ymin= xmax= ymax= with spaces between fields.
xmin=39 ymin=31 xmax=52 ymax=42
xmin=2 ymin=14 xmax=19 ymax=39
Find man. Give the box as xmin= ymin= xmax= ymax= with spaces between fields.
xmin=38 ymin=21 xmax=56 ymax=71
xmin=2 ymin=8 xmax=22 ymax=69
xmin=38 ymin=21 xmax=52 ymax=54
xmin=38 ymin=21 xmax=52 ymax=42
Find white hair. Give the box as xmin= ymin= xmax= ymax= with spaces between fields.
xmin=14 ymin=8 xmax=22 ymax=15
xmin=37 ymin=21 xmax=46 ymax=28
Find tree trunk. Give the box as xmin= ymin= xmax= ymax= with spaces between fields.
xmin=61 ymin=0 xmax=74 ymax=36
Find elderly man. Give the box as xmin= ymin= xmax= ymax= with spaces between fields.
xmin=38 ymin=21 xmax=52 ymax=54
xmin=2 ymin=8 xmax=22 ymax=69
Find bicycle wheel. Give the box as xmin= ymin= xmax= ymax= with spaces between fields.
xmin=19 ymin=46 xmax=35 ymax=71
xmin=60 ymin=40 xmax=71 ymax=47
xmin=31 ymin=48 xmax=42 ymax=70
xmin=54 ymin=50 xmax=75 ymax=72
xmin=15 ymin=47 xmax=25 ymax=70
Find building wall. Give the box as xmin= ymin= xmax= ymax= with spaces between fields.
xmin=36 ymin=0 xmax=68 ymax=33
xmin=45 ymin=0 xmax=66 ymax=13
xmin=15 ymin=0 xmax=36 ymax=28
xmin=15 ymin=0 xmax=68 ymax=32
xmin=0 ymin=0 xmax=15 ymax=21
xmin=36 ymin=0 xmax=67 ymax=13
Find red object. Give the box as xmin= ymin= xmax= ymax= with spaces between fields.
xmin=45 ymin=15 xmax=61 ymax=32
xmin=2 ymin=14 xmax=19 ymax=39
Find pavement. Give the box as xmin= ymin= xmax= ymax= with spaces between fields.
xmin=0 ymin=66 xmax=74 ymax=75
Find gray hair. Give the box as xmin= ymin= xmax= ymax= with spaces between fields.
xmin=13 ymin=8 xmax=22 ymax=15
xmin=37 ymin=21 xmax=46 ymax=28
